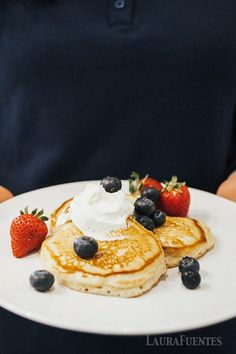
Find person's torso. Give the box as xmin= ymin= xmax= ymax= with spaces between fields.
xmin=1 ymin=0 xmax=236 ymax=194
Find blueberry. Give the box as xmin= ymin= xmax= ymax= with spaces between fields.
xmin=178 ymin=257 xmax=200 ymax=273
xmin=101 ymin=176 xmax=122 ymax=193
xmin=181 ymin=270 xmax=201 ymax=289
xmin=30 ymin=270 xmax=54 ymax=292
xmin=74 ymin=236 xmax=98 ymax=259
xmin=135 ymin=214 xmax=155 ymax=231
xmin=141 ymin=187 xmax=160 ymax=203
xmin=152 ymin=210 xmax=166 ymax=227
xmin=134 ymin=197 xmax=155 ymax=216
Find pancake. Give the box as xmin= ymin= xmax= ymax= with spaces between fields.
xmin=50 ymin=198 xmax=72 ymax=233
xmin=41 ymin=204 xmax=166 ymax=297
xmin=153 ymin=216 xmax=214 ymax=268
xmin=48 ymin=197 xmax=214 ymax=277
xmin=129 ymin=193 xmax=214 ymax=267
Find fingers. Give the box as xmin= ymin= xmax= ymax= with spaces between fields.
xmin=0 ymin=186 xmax=13 ymax=203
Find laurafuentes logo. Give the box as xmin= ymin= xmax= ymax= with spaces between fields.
xmin=146 ymin=335 xmax=222 ymax=347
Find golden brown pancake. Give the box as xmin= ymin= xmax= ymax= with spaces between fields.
xmin=153 ymin=216 xmax=214 ymax=268
xmin=48 ymin=197 xmax=214 ymax=279
xmin=41 ymin=207 xmax=166 ymax=297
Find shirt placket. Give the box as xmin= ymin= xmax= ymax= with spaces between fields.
xmin=108 ymin=0 xmax=134 ymax=26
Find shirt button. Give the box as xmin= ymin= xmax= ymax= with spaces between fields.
xmin=114 ymin=0 xmax=125 ymax=9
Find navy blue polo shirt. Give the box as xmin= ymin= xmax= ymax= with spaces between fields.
xmin=0 ymin=1 xmax=236 ymax=354
xmin=0 ymin=0 xmax=236 ymax=195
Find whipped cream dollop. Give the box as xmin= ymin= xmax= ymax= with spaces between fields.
xmin=69 ymin=183 xmax=134 ymax=240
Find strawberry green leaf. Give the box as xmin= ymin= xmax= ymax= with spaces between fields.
xmin=36 ymin=209 xmax=44 ymax=217
xmin=31 ymin=208 xmax=38 ymax=216
xmin=40 ymin=216 xmax=49 ymax=221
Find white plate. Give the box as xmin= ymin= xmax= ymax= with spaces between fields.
xmin=0 ymin=181 xmax=236 ymax=335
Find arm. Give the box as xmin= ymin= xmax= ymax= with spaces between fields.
xmin=217 ymin=171 xmax=236 ymax=201
xmin=0 ymin=186 xmax=13 ymax=202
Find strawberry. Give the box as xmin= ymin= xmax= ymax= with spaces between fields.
xmin=129 ymin=172 xmax=162 ymax=194
xmin=159 ymin=176 xmax=190 ymax=217
xmin=10 ymin=207 xmax=48 ymax=258
xmin=141 ymin=177 xmax=162 ymax=192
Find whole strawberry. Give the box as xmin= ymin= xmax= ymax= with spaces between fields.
xmin=159 ymin=176 xmax=190 ymax=217
xmin=10 ymin=207 xmax=48 ymax=258
xmin=129 ymin=172 xmax=162 ymax=194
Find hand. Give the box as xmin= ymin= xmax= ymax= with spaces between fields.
xmin=0 ymin=185 xmax=13 ymax=203
xmin=217 ymin=171 xmax=236 ymax=202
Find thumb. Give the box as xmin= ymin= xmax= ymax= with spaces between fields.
xmin=0 ymin=186 xmax=13 ymax=203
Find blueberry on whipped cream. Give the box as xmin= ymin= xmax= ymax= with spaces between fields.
xmin=101 ymin=176 xmax=122 ymax=193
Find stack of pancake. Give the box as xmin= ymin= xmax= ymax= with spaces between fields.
xmin=40 ymin=198 xmax=214 ymax=297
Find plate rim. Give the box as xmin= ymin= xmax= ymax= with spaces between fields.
xmin=0 ymin=181 xmax=236 ymax=335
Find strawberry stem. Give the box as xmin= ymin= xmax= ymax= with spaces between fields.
xmin=129 ymin=171 xmax=140 ymax=193
xmin=19 ymin=207 xmax=48 ymax=221
xmin=138 ymin=174 xmax=149 ymax=191
xmin=162 ymin=176 xmax=186 ymax=192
